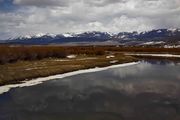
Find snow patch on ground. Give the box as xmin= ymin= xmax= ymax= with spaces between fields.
xmin=110 ymin=60 xmax=118 ymax=64
xmin=127 ymin=53 xmax=180 ymax=58
xmin=0 ymin=62 xmax=140 ymax=95
xmin=164 ymin=45 xmax=180 ymax=48
xmin=142 ymin=41 xmax=165 ymax=45
xmin=106 ymin=55 xmax=115 ymax=59
xmin=67 ymin=55 xmax=77 ymax=59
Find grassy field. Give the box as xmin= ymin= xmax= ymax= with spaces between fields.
xmin=0 ymin=45 xmax=180 ymax=86
xmin=0 ymin=53 xmax=137 ymax=86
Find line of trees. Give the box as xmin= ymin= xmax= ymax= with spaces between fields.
xmin=0 ymin=46 xmax=105 ymax=64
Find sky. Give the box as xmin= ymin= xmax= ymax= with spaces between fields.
xmin=0 ymin=0 xmax=180 ymax=39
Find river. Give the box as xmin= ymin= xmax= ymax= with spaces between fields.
xmin=0 ymin=60 xmax=180 ymax=120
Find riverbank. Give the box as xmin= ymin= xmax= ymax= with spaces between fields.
xmin=0 ymin=61 xmax=140 ymax=95
xmin=0 ymin=53 xmax=137 ymax=86
xmin=1 ymin=46 xmax=180 ymax=88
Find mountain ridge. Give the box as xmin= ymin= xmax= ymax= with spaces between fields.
xmin=1 ymin=28 xmax=180 ymax=47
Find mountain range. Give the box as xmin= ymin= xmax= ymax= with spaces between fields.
xmin=1 ymin=28 xmax=180 ymax=47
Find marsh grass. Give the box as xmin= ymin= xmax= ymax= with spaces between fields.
xmin=0 ymin=53 xmax=136 ymax=86
xmin=0 ymin=45 xmax=179 ymax=86
xmin=0 ymin=45 xmax=179 ymax=64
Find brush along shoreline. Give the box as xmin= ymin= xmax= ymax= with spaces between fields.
xmin=0 ymin=62 xmax=140 ymax=95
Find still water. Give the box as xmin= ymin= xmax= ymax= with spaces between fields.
xmin=0 ymin=60 xmax=180 ymax=120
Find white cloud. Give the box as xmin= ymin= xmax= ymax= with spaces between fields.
xmin=13 ymin=0 xmax=71 ymax=7
xmin=84 ymin=0 xmax=126 ymax=6
xmin=109 ymin=16 xmax=154 ymax=32
xmin=0 ymin=0 xmax=180 ymax=39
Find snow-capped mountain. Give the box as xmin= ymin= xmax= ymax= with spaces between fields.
xmin=114 ymin=29 xmax=180 ymax=41
xmin=1 ymin=29 xmax=180 ymax=46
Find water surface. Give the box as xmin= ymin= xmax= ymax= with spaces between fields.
xmin=0 ymin=60 xmax=180 ymax=120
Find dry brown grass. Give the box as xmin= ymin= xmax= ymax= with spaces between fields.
xmin=0 ymin=53 xmax=137 ymax=86
xmin=0 ymin=45 xmax=180 ymax=64
xmin=0 ymin=45 xmax=180 ymax=86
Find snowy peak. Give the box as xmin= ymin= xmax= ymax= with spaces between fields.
xmin=75 ymin=31 xmax=112 ymax=38
xmin=14 ymin=32 xmax=113 ymax=40
xmin=168 ymin=28 xmax=180 ymax=32
xmin=12 ymin=28 xmax=180 ymax=41
xmin=62 ymin=33 xmax=74 ymax=37
xmin=2 ymin=28 xmax=180 ymax=46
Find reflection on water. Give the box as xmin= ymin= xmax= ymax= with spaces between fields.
xmin=0 ymin=60 xmax=180 ymax=120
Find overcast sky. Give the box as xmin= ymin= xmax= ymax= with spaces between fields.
xmin=0 ymin=0 xmax=180 ymax=39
